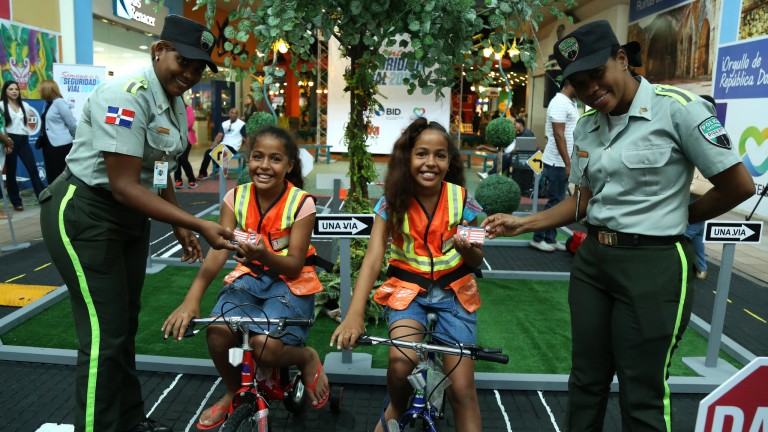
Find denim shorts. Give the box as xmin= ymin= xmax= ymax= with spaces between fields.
xmin=211 ymin=274 xmax=315 ymax=346
xmin=385 ymin=284 xmax=477 ymax=345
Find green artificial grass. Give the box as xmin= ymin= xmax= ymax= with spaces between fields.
xmin=1 ymin=268 xmax=742 ymax=376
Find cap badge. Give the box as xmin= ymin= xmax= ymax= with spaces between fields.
xmin=558 ymin=37 xmax=579 ymax=61
xmin=200 ymin=31 xmax=214 ymax=52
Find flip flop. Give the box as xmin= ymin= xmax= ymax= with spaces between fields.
xmin=196 ymin=403 xmax=230 ymax=430
xmin=304 ymin=361 xmax=330 ymax=409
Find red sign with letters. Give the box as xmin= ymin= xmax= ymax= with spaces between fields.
xmin=695 ymin=358 xmax=768 ymax=431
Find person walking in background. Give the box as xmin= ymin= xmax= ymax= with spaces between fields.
xmin=529 ymin=78 xmax=578 ymax=252
xmin=0 ymin=114 xmax=14 ymax=219
xmin=483 ymin=20 xmax=753 ymax=431
xmin=39 ymin=15 xmax=235 ymax=432
xmin=197 ymin=107 xmax=245 ymax=179
xmin=242 ymin=92 xmax=257 ymax=122
xmin=174 ymin=99 xmax=198 ymax=189
xmin=1 ymin=80 xmax=46 ymax=211
xmin=38 ymin=80 xmax=77 ymax=183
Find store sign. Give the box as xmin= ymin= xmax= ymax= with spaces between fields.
xmin=114 ymin=0 xmax=157 ymax=27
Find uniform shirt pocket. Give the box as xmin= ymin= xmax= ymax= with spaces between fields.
xmin=146 ymin=125 xmax=182 ymax=160
xmin=620 ymin=145 xmax=673 ymax=197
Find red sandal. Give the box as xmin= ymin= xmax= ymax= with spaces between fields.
xmin=196 ymin=403 xmax=230 ymax=430
xmin=305 ymin=361 xmax=330 ymax=409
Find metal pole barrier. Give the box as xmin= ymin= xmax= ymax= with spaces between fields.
xmin=1 ymin=184 xmax=30 ymax=252
xmin=531 ymin=172 xmax=541 ymax=214
xmin=705 ymin=243 xmax=736 ymax=367
xmin=339 ymin=237 xmax=352 ymax=364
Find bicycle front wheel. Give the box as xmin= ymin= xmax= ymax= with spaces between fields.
xmin=220 ymin=402 xmax=269 ymax=432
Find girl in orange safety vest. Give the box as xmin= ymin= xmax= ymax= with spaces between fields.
xmin=331 ymin=118 xmax=486 ymax=432
xmin=163 ymin=126 xmax=329 ymax=430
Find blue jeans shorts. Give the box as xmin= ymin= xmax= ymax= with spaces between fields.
xmin=385 ymin=284 xmax=477 ymax=345
xmin=211 ymin=274 xmax=315 ymax=346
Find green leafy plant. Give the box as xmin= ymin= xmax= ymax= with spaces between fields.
xmin=475 ymin=174 xmax=521 ymax=215
xmin=314 ymin=239 xmax=389 ymax=326
xmin=198 ymin=0 xmax=575 ymax=207
xmin=246 ymin=111 xmax=276 ymax=135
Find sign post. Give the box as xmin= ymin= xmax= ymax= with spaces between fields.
xmin=695 ymin=357 xmax=768 ymax=432
xmin=211 ymin=144 xmax=231 ymax=206
xmin=702 ymin=221 xmax=763 ymax=367
xmin=314 ymin=214 xmax=375 ymax=364
xmin=526 ymin=150 xmax=544 ymax=213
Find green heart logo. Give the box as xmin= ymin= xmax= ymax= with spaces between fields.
xmin=738 ymin=126 xmax=768 ymax=176
xmin=412 ymin=107 xmax=426 ymax=117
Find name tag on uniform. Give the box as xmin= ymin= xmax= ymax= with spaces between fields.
xmin=154 ymin=161 xmax=169 ymax=188
xmin=157 ymin=127 xmax=170 ymax=135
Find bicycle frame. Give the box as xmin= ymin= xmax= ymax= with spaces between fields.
xmin=357 ymin=326 xmax=508 ymax=432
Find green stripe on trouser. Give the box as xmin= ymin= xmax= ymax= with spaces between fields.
xmin=40 ymin=176 xmax=151 ymax=432
xmin=564 ymin=236 xmax=694 ymax=432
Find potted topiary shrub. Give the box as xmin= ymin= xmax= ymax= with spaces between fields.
xmin=475 ymin=173 xmax=522 ymax=215
xmin=484 ymin=117 xmax=516 ymax=171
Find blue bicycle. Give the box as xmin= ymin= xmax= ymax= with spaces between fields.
xmin=356 ymin=314 xmax=508 ymax=432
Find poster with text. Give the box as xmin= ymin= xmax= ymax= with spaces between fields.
xmin=0 ymin=19 xmax=58 ymax=99
xmin=327 ymin=37 xmax=451 ymax=155
xmin=713 ymin=0 xmax=768 ymax=217
xmin=53 ymin=63 xmax=107 ymax=122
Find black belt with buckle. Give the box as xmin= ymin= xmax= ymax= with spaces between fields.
xmin=586 ymin=224 xmax=683 ymax=247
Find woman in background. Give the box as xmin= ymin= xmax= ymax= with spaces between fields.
xmin=242 ymin=92 xmax=257 ymax=122
xmin=38 ymin=80 xmax=77 ymax=182
xmin=1 ymin=80 xmax=46 ymax=211
xmin=174 ymin=99 xmax=198 ymax=189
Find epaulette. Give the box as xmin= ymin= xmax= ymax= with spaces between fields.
xmin=580 ymin=109 xmax=597 ymax=119
xmin=654 ymin=84 xmax=695 ymax=106
xmin=123 ymin=78 xmax=149 ymax=95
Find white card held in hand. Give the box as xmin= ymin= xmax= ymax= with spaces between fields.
xmin=232 ymin=229 xmax=261 ymax=245
xmin=457 ymin=225 xmax=486 ymax=244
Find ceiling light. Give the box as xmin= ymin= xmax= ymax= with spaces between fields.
xmin=139 ymin=45 xmax=148 ymax=50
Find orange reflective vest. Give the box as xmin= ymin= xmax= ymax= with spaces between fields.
xmin=223 ymin=181 xmax=323 ymax=296
xmin=374 ymin=182 xmax=480 ymax=312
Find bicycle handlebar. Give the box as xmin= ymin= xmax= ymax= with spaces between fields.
xmin=184 ymin=317 xmax=314 ymax=338
xmin=356 ymin=334 xmax=509 ymax=364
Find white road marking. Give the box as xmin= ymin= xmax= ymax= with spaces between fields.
xmin=36 ymin=425 xmax=74 ymax=432
xmin=483 ymin=257 xmax=492 ymax=270
xmin=493 ymin=389 xmax=513 ymax=431
xmin=537 ymin=390 xmax=561 ymax=431
xmin=148 ymin=373 xmax=183 ymax=417
xmin=186 ymin=377 xmax=222 ymax=432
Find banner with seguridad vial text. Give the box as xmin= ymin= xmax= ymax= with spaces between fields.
xmin=53 ymin=63 xmax=106 ymax=123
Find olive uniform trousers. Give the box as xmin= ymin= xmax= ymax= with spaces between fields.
xmin=40 ymin=173 xmax=151 ymax=432
xmin=565 ymin=235 xmax=695 ymax=432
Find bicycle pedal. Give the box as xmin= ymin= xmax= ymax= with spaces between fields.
xmin=387 ymin=419 xmax=401 ymax=432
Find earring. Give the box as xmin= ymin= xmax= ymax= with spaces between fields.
xmin=155 ymin=56 xmax=159 ymax=62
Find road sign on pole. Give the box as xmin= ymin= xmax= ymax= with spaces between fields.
xmin=704 ymin=221 xmax=763 ymax=244
xmin=211 ymin=143 xmax=231 ymax=167
xmin=313 ymin=214 xmax=375 ymax=238
xmin=526 ymin=150 xmax=544 ymax=174
xmin=695 ymin=357 xmax=768 ymax=432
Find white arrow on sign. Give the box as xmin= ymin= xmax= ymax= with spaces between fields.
xmin=317 ymin=217 xmax=369 ymax=235
xmin=710 ymin=224 xmax=755 ymax=241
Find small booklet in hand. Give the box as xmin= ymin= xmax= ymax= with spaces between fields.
xmin=457 ymin=225 xmax=486 ymax=244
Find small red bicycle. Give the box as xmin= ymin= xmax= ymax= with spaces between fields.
xmin=184 ymin=316 xmax=342 ymax=431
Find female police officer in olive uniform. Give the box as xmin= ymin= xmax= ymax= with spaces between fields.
xmin=483 ymin=21 xmax=754 ymax=431
xmin=40 ymin=15 xmax=234 ymax=432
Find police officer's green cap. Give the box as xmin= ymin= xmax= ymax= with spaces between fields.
xmin=160 ymin=15 xmax=219 ymax=73
xmin=553 ymin=20 xmax=619 ymax=80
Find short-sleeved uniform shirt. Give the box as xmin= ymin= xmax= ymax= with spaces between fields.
xmin=569 ymin=77 xmax=741 ymax=236
xmin=66 ymin=67 xmax=187 ymax=190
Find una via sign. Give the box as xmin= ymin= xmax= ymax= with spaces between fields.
xmin=314 ymin=214 xmax=375 ymax=238
xmin=704 ymin=221 xmax=763 ymax=244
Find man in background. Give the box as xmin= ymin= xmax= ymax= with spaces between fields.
xmin=198 ymin=107 xmax=245 ymax=179
xmin=530 ymin=79 xmax=578 ymax=252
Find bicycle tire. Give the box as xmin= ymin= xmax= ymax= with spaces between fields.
xmin=220 ymin=402 xmax=269 ymax=432
xmin=283 ymin=378 xmax=308 ymax=414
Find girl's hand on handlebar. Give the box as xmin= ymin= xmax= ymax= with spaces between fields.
xmin=331 ymin=317 xmax=365 ymax=350
xmin=162 ymin=301 xmax=200 ymax=341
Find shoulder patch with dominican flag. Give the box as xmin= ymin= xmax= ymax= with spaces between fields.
xmin=105 ymin=106 xmax=135 ymax=129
